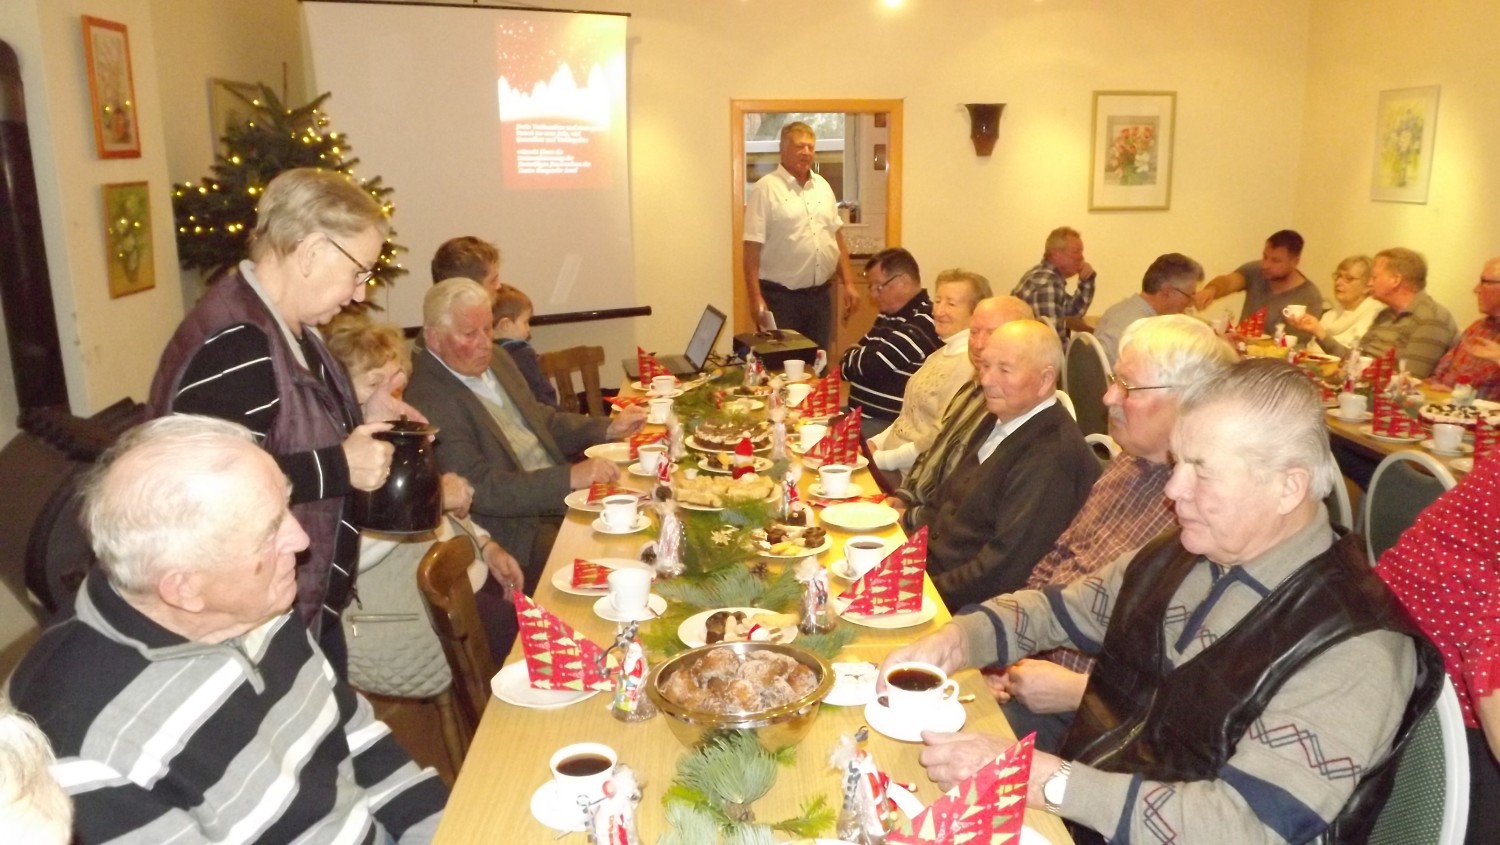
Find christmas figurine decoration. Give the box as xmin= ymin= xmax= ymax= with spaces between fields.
xmin=796 ymin=557 xmax=836 ymax=634
xmin=731 ymin=436 xmax=756 ymax=479
xmin=588 ymin=765 xmax=644 ymax=845
xmin=831 ymin=728 xmax=899 ymax=843
xmin=652 ymin=500 xmax=686 ymax=580
xmin=603 ymin=621 xmax=657 ymax=722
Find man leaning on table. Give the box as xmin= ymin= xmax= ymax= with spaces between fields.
xmin=1011 ymin=226 xmax=1097 ymax=344
xmin=916 ymin=319 xmax=1099 ymax=611
xmin=406 ymin=278 xmax=646 ymax=584
xmin=1425 ymin=255 xmax=1500 ymax=400
xmin=1195 ymin=229 xmax=1324 ymax=342
xmin=742 ymin=120 xmax=857 ymax=351
xmin=992 ymin=315 xmax=1236 ymax=752
xmin=1286 ymin=246 xmax=1458 ymax=378
xmin=8 ymin=416 xmax=447 ymax=844
xmin=892 ymin=295 xmax=1034 ymax=531
xmin=882 ymin=359 xmax=1443 ymax=845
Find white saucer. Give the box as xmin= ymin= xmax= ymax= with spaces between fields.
xmin=584 ymin=442 xmax=633 ymax=463
xmin=836 ymin=595 xmax=939 ymax=629
xmin=1327 ymin=408 xmax=1373 ymax=423
xmin=593 ymin=593 xmax=667 ymax=623
xmin=565 ymin=488 xmax=647 ymax=513
xmin=530 ymin=780 xmax=591 ymax=832
xmin=810 ymin=481 xmax=864 ymax=500
xmin=801 ymin=453 xmax=870 ymax=471
xmin=591 ymin=514 xmax=651 ymax=535
xmin=1360 ymin=424 xmax=1424 ymax=444
xmin=1451 ymin=457 xmax=1474 ymax=474
xmin=827 ymin=557 xmax=876 ymax=581
xmin=490 ymin=661 xmax=600 ymax=709
xmin=781 ymin=372 xmax=812 ymax=383
xmin=825 ymin=661 xmax=878 ymax=707
xmin=863 ymin=696 xmax=966 ymax=742
xmin=627 ymin=461 xmax=661 ymax=478
xmin=678 ymin=607 xmax=798 ymax=648
xmin=1421 ymin=439 xmax=1473 ymax=456
xmin=549 ymin=558 xmax=652 ymax=597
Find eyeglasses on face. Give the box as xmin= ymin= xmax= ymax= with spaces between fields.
xmin=326 ymin=236 xmax=376 ymax=285
xmin=868 ymin=271 xmax=906 ymax=296
xmin=1108 ymin=372 xmax=1175 ymax=395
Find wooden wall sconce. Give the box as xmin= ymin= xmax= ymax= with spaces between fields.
xmin=964 ymin=103 xmax=1005 ymax=156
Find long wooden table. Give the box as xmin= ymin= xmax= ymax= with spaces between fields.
xmin=1325 ymin=410 xmax=1472 ymax=479
xmin=435 ymin=453 xmax=1074 ymax=843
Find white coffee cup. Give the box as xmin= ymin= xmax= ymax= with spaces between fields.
xmin=1432 ymin=423 xmax=1464 ymax=453
xmin=606 ymin=568 xmax=652 ymax=616
xmin=880 ymin=661 xmax=961 ymax=715
xmin=1209 ymin=314 xmax=1230 ymax=335
xmin=600 ymin=494 xmax=639 ymax=532
xmin=799 ymin=422 xmax=829 ymax=452
xmin=785 ymin=382 xmax=813 ymax=407
xmin=647 ymin=397 xmax=672 ymax=424
xmin=549 ymin=742 xmax=617 ymax=806
xmin=843 ymin=535 xmax=887 ymax=578
xmin=1337 ymin=392 xmax=1368 ymax=419
xmin=784 ymin=359 xmax=806 ymax=380
xmin=637 ymin=443 xmax=667 ymax=474
xmin=650 ymin=375 xmax=677 ymax=396
xmin=1282 ymin=304 xmax=1308 ymax=320
xmin=818 ymin=463 xmax=853 ymax=497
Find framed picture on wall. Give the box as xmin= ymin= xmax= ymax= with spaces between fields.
xmin=82 ymin=16 xmax=141 ymax=159
xmin=209 ymin=78 xmax=260 ymax=151
xmin=102 ymin=182 xmax=155 ymax=298
xmin=1089 ymin=91 xmax=1175 ymax=211
xmin=1370 ymin=86 xmax=1440 ymax=204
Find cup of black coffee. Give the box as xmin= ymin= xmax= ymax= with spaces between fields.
xmin=880 ymin=661 xmax=960 ymax=715
xmin=548 ymin=742 xmax=616 ymax=805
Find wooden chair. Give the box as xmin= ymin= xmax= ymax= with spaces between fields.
xmin=416 ymin=537 xmax=496 ymax=751
xmin=538 ymin=345 xmax=606 ymax=416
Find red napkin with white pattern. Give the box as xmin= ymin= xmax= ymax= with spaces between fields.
xmin=807 ymin=407 xmax=862 ymax=466
xmin=636 ymin=347 xmax=671 ymax=382
xmin=570 ymin=560 xmax=612 ymax=589
xmin=888 ymin=733 xmax=1034 ymax=844
xmin=515 ymin=593 xmax=615 ymax=691
xmin=587 ymin=482 xmax=639 ymax=503
xmin=1476 ymin=417 xmax=1498 ymax=462
xmin=803 ymin=366 xmax=842 ymax=417
xmin=1238 ymin=307 xmax=1267 ymax=337
xmin=628 ymin=431 xmax=667 ymax=458
xmin=839 ymin=526 xmax=926 ymax=615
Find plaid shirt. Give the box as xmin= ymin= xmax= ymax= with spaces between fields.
xmin=1024 ymin=452 xmax=1175 ymax=672
xmin=1011 ymin=259 xmax=1096 ymax=343
xmin=1430 ymin=315 xmax=1500 ymax=401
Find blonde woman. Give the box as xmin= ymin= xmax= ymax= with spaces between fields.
xmin=1313 ymin=255 xmax=1383 ymax=352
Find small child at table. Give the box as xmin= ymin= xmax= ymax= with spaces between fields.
xmin=493 ymin=284 xmax=559 ymax=407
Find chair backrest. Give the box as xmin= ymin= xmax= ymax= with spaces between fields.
xmin=1063 ymin=332 xmax=1112 ymax=437
xmin=1053 ymin=389 xmax=1077 ymax=421
xmin=1323 ymin=453 xmax=1354 ymax=533
xmin=1362 ymin=450 xmax=1457 ymax=564
xmin=416 ymin=537 xmax=495 ymax=740
xmin=538 ymin=345 xmax=606 ymax=416
xmin=1084 ymin=432 xmax=1121 ymax=467
xmin=1368 ymin=678 xmax=1470 ymax=845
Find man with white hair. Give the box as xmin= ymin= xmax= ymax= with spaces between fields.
xmin=920 ymin=319 xmax=1099 ymax=611
xmin=8 ymin=416 xmax=446 ymax=844
xmin=882 ymin=359 xmax=1443 ymax=844
xmin=0 ymin=701 xmax=71 ymax=845
xmin=990 ymin=315 xmax=1236 ymax=750
xmin=405 ymin=278 xmax=645 ymax=582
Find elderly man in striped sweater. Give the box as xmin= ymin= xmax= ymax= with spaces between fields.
xmin=9 ymin=415 xmax=446 ymax=844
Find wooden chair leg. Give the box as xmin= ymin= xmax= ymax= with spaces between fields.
xmin=435 ymin=687 xmax=469 ymax=773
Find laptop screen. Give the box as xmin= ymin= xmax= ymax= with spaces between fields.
xmin=683 ymin=305 xmax=727 ymax=369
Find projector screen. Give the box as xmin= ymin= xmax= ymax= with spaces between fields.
xmin=301 ymin=1 xmax=633 ymax=327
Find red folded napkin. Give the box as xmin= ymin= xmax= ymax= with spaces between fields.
xmin=515 ymin=593 xmax=615 ymax=691
xmin=627 ymin=431 xmax=666 ymax=458
xmin=1371 ymin=395 xmax=1398 ymax=436
xmin=1238 ymin=307 xmax=1267 ymax=337
xmin=607 ymin=394 xmax=649 ymax=410
xmin=1475 ymin=417 xmax=1498 ymax=462
xmin=803 ymin=366 xmax=842 ymax=417
xmin=889 ymin=733 xmax=1034 ymax=844
xmin=807 ymin=407 xmax=862 ymax=466
xmin=1368 ymin=347 xmax=1397 ymax=393
xmin=587 ymin=482 xmax=638 ymax=503
xmin=570 ymin=559 xmax=612 ymax=589
xmin=840 ymin=526 xmax=926 ymax=615
xmin=636 ymin=347 xmax=671 ymax=382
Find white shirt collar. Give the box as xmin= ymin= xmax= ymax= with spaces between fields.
xmin=429 ymin=349 xmax=504 ymax=406
xmin=941 ymin=328 xmax=971 ymax=356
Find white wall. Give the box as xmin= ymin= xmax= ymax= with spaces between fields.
xmin=1294 ymin=0 xmax=1498 ymax=327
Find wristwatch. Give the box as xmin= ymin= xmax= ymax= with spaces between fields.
xmin=1042 ymin=761 xmax=1073 ymax=815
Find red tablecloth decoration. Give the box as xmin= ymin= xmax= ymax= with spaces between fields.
xmin=515 ymin=593 xmax=615 ymax=691
xmin=889 ymin=732 xmax=1035 ymax=844
xmin=840 ymin=526 xmax=927 ymax=615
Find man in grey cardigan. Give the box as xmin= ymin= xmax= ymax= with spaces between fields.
xmin=405 ymin=279 xmax=645 ymax=583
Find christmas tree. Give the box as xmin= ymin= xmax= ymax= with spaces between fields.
xmin=172 ymin=84 xmax=406 ymax=291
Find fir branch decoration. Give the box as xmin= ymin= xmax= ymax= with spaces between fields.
xmin=793 ymin=626 xmax=859 ymax=663
xmin=673 ymin=731 xmax=779 ymax=823
xmin=654 ymin=567 xmax=799 ymax=614
xmin=172 ymin=84 xmax=407 ymax=292
xmin=658 ymin=803 xmax=723 ymax=845
xmin=773 ymin=795 xmax=836 ymax=838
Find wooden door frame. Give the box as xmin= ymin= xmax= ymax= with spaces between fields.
xmin=729 ymin=99 xmax=904 ymax=338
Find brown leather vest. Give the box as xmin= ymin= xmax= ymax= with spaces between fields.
xmin=149 ymin=271 xmax=361 ymax=629
xmin=1060 ymin=530 xmax=1443 ymax=845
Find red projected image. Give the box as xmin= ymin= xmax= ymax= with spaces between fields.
xmin=496 ymin=15 xmax=623 ymax=190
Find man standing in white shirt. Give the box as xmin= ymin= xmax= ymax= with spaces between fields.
xmin=742 ymin=121 xmax=857 ymax=351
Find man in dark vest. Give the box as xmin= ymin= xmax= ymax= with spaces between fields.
xmin=882 ymin=359 xmax=1442 ymax=844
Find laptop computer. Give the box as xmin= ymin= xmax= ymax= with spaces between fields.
xmin=623 ymin=304 xmax=727 ymax=379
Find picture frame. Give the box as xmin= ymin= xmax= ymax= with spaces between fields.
xmin=1370 ymin=86 xmax=1440 ymax=204
xmin=1089 ymin=91 xmax=1175 ymax=211
xmin=209 ymin=78 xmax=260 ymax=151
xmin=102 ymin=182 xmax=155 ymax=298
xmin=82 ymin=16 xmax=141 ymax=159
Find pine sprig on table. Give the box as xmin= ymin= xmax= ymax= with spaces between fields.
xmin=671 ymin=368 xmax=745 ymax=425
xmin=792 ymin=625 xmax=859 ymax=662
xmin=661 ymin=732 xmax=833 ymax=843
xmin=654 ymin=567 xmax=799 ymax=614
xmin=772 ymin=795 xmax=836 ymax=838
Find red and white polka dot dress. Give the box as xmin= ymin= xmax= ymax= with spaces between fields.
xmin=1376 ymin=456 xmax=1500 ymax=728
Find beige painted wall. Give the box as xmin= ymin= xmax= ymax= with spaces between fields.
xmin=1295 ymin=0 xmax=1498 ymax=328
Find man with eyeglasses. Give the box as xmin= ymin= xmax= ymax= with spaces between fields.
xmin=1424 ymin=256 xmax=1500 ymax=400
xmin=1091 ymin=253 xmax=1205 ymax=364
xmin=840 ymin=247 xmax=942 ymax=438
xmin=1011 ymin=226 xmax=1098 ymax=344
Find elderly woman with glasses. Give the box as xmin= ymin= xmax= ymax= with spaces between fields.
xmin=1311 ymin=255 xmax=1384 ymax=353
xmin=148 ymin=167 xmax=421 ymax=678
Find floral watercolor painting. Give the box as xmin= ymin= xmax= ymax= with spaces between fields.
xmin=103 ymin=182 xmax=155 ymax=298
xmin=1371 ymin=86 xmax=1439 ymax=203
xmin=1090 ymin=91 xmax=1175 ymax=211
xmin=82 ymin=16 xmax=141 ymax=159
